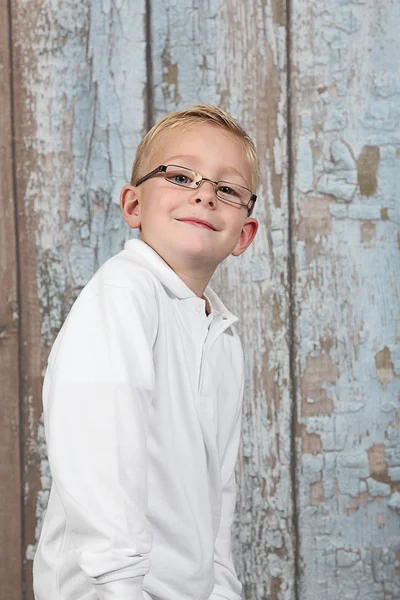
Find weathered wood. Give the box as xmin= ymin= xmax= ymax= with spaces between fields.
xmin=291 ymin=0 xmax=400 ymax=598
xmin=10 ymin=2 xmax=147 ymax=597
xmin=0 ymin=2 xmax=22 ymax=598
xmin=151 ymin=1 xmax=294 ymax=598
xmin=7 ymin=1 xmax=400 ymax=598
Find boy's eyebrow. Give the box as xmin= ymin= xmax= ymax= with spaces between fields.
xmin=162 ymin=154 xmax=197 ymax=166
xmin=163 ymin=155 xmax=248 ymax=182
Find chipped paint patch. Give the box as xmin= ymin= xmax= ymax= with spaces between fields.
xmin=375 ymin=346 xmax=395 ymax=387
xmin=298 ymin=196 xmax=333 ymax=241
xmin=380 ymin=207 xmax=389 ymax=221
xmin=310 ymin=480 xmax=324 ymax=506
xmin=367 ymin=444 xmax=389 ymax=482
xmin=301 ymin=426 xmax=322 ymax=455
xmin=344 ymin=491 xmax=369 ymax=515
xmin=297 ymin=196 xmax=335 ymax=264
xmin=301 ymin=353 xmax=338 ymax=416
xmin=357 ymin=145 xmax=380 ymax=197
xmin=360 ymin=220 xmax=376 ymax=244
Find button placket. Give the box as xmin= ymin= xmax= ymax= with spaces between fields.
xmin=194 ymin=298 xmax=206 ymax=314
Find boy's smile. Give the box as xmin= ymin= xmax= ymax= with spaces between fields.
xmin=177 ymin=217 xmax=217 ymax=231
xmin=120 ymin=123 xmax=258 ymax=296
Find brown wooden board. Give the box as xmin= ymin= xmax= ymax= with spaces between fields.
xmin=0 ymin=2 xmax=22 ymax=598
xmin=291 ymin=0 xmax=400 ymax=598
xmin=9 ymin=2 xmax=147 ymax=598
xmin=150 ymin=1 xmax=295 ymax=598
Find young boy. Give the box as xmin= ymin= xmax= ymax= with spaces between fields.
xmin=33 ymin=104 xmax=259 ymax=600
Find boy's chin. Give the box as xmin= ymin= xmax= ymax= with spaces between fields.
xmin=166 ymin=242 xmax=219 ymax=267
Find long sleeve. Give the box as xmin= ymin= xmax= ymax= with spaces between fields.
xmin=43 ymin=279 xmax=158 ymax=600
xmin=209 ymin=373 xmax=244 ymax=600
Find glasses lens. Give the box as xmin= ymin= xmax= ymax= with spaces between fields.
xmin=216 ymin=182 xmax=250 ymax=207
xmin=165 ymin=166 xmax=198 ymax=188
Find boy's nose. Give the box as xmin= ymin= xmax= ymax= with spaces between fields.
xmin=191 ymin=180 xmax=217 ymax=209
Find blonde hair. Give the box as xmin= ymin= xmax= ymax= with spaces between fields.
xmin=130 ymin=104 xmax=260 ymax=191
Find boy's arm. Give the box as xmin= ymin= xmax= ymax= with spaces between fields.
xmin=43 ymin=280 xmax=157 ymax=600
xmin=209 ymin=370 xmax=244 ymax=600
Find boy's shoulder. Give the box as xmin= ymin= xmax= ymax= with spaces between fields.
xmin=82 ymin=240 xmax=163 ymax=302
xmin=99 ymin=247 xmax=160 ymax=293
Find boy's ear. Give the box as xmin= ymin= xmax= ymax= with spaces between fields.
xmin=120 ymin=185 xmax=141 ymax=229
xmin=231 ymin=217 xmax=258 ymax=257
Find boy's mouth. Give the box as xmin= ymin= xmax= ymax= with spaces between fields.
xmin=176 ymin=218 xmax=217 ymax=231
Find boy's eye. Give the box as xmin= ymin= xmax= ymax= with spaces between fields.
xmin=174 ymin=174 xmax=192 ymax=184
xmin=218 ymin=185 xmax=239 ymax=197
xmin=166 ymin=167 xmax=196 ymax=186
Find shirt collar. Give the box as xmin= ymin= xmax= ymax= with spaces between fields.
xmin=123 ymin=238 xmax=239 ymax=324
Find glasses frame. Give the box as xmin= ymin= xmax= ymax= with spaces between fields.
xmin=135 ymin=164 xmax=257 ymax=216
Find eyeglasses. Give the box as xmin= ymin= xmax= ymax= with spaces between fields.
xmin=135 ymin=164 xmax=257 ymax=216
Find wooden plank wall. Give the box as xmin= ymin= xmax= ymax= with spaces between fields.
xmin=292 ymin=2 xmax=400 ymax=598
xmin=151 ymin=1 xmax=294 ymax=597
xmin=1 ymin=0 xmax=399 ymax=599
xmin=0 ymin=2 xmax=23 ymax=598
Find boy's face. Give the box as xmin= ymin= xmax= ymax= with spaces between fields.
xmin=120 ymin=123 xmax=258 ymax=275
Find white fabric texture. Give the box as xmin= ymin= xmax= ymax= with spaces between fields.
xmin=33 ymin=239 xmax=244 ymax=600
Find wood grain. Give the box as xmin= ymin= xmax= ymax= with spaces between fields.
xmin=291 ymin=0 xmax=400 ymax=598
xmin=151 ymin=1 xmax=294 ymax=598
xmin=0 ymin=1 xmax=22 ymax=597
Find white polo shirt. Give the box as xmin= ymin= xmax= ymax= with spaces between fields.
xmin=33 ymin=239 xmax=244 ymax=600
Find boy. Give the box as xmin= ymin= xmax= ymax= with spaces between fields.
xmin=33 ymin=104 xmax=259 ymax=600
